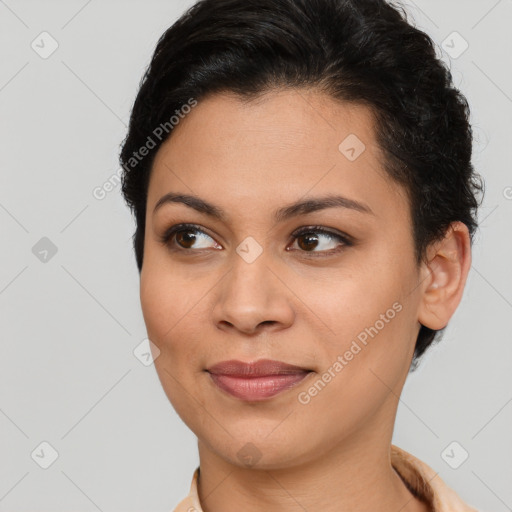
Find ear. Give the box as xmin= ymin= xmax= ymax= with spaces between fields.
xmin=417 ymin=221 xmax=472 ymax=331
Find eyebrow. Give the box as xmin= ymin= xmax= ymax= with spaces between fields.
xmin=153 ymin=192 xmax=374 ymax=222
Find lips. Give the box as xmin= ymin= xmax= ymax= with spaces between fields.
xmin=206 ymin=358 xmax=310 ymax=377
xmin=206 ymin=359 xmax=312 ymax=401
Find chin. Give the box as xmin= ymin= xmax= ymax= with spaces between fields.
xmin=202 ymin=428 xmax=319 ymax=471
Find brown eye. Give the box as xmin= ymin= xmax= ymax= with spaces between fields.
xmin=297 ymin=233 xmax=321 ymax=251
xmin=160 ymin=224 xmax=351 ymax=256
xmin=175 ymin=229 xmax=199 ymax=249
xmin=160 ymin=224 xmax=221 ymax=251
xmin=290 ymin=227 xmax=351 ymax=255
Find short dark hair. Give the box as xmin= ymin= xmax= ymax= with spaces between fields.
xmin=119 ymin=0 xmax=484 ymax=368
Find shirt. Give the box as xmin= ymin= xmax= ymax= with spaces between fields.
xmin=172 ymin=444 xmax=479 ymax=512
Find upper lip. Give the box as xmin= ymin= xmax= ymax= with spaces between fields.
xmin=206 ymin=359 xmax=311 ymax=377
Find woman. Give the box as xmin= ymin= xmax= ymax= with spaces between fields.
xmin=119 ymin=0 xmax=484 ymax=510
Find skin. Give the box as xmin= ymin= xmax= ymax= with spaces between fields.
xmin=140 ymin=88 xmax=471 ymax=512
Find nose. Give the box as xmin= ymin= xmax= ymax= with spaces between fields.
xmin=212 ymin=249 xmax=295 ymax=335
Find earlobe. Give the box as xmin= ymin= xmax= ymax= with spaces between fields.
xmin=417 ymin=221 xmax=472 ymax=331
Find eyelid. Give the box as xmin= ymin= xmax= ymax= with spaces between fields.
xmin=286 ymin=225 xmax=353 ymax=256
xmin=289 ymin=225 xmax=354 ymax=244
xmin=160 ymin=223 xmax=353 ymax=254
xmin=159 ymin=223 xmax=220 ymax=247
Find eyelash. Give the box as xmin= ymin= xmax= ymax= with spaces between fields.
xmin=159 ymin=223 xmax=353 ymax=257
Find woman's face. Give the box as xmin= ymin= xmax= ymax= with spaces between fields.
xmin=141 ymin=89 xmax=427 ymax=469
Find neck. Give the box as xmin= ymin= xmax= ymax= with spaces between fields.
xmin=196 ymin=409 xmax=430 ymax=512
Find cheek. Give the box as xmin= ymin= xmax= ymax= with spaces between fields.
xmin=140 ymin=267 xmax=211 ymax=417
xmin=140 ymin=242 xmax=199 ymax=327
xmin=307 ymin=250 xmax=418 ymax=383
xmin=140 ymin=271 xmax=172 ymax=342
xmin=298 ymin=259 xmax=406 ymax=342
xmin=295 ymin=306 xmax=415 ymax=441
xmin=140 ymin=266 xmax=191 ymax=352
xmin=140 ymin=261 xmax=218 ymax=373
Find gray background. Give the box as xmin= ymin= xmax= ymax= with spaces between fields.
xmin=1 ymin=0 xmax=511 ymax=511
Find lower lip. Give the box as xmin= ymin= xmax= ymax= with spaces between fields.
xmin=207 ymin=372 xmax=311 ymax=401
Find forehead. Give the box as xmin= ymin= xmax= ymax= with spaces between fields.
xmin=148 ymin=89 xmax=409 ymax=224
